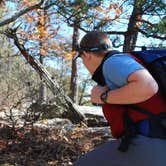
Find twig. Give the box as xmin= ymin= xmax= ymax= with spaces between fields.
xmin=0 ymin=0 xmax=44 ymax=27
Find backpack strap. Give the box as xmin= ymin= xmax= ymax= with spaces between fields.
xmin=119 ymin=104 xmax=166 ymax=152
xmin=128 ymin=52 xmax=144 ymax=65
xmin=124 ymin=104 xmax=155 ymax=117
xmin=118 ymin=110 xmax=138 ymax=152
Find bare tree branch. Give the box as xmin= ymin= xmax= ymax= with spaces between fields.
xmin=1 ymin=27 xmax=86 ymax=124
xmin=43 ymin=1 xmax=58 ymax=10
xmin=105 ymin=31 xmax=126 ymax=35
xmin=0 ymin=0 xmax=44 ymax=27
xmin=138 ymin=28 xmax=166 ymax=40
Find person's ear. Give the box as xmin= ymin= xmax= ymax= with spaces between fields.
xmin=83 ymin=51 xmax=91 ymax=59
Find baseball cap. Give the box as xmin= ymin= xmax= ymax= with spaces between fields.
xmin=73 ymin=44 xmax=112 ymax=61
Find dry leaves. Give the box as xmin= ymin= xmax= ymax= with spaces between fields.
xmin=0 ymin=123 xmax=111 ymax=165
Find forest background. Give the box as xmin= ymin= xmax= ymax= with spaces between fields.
xmin=0 ymin=0 xmax=166 ymax=165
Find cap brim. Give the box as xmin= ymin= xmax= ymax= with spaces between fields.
xmin=73 ymin=52 xmax=81 ymax=61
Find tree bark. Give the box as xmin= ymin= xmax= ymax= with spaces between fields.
xmin=3 ymin=28 xmax=86 ymax=124
xmin=123 ymin=0 xmax=144 ymax=52
xmin=38 ymin=9 xmax=47 ymax=103
xmin=69 ymin=20 xmax=79 ymax=103
xmin=39 ymin=55 xmax=47 ymax=103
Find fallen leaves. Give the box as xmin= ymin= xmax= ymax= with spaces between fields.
xmin=0 ymin=123 xmax=111 ymax=165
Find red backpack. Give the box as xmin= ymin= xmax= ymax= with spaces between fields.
xmin=101 ymin=49 xmax=166 ymax=152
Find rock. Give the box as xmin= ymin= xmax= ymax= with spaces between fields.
xmin=81 ymin=127 xmax=112 ymax=139
xmin=77 ymin=106 xmax=104 ymax=117
xmin=33 ymin=118 xmax=74 ymax=131
xmin=77 ymin=106 xmax=108 ymax=127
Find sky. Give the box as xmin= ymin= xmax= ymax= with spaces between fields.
xmin=2 ymin=0 xmax=166 ymax=87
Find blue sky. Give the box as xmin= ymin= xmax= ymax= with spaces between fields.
xmin=3 ymin=1 xmax=166 ymax=80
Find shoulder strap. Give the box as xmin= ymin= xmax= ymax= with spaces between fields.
xmin=124 ymin=104 xmax=155 ymax=117
xmin=128 ymin=52 xmax=145 ymax=66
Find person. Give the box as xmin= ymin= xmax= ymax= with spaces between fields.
xmin=73 ymin=31 xmax=166 ymax=166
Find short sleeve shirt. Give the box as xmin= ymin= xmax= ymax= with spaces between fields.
xmin=102 ymin=53 xmax=144 ymax=90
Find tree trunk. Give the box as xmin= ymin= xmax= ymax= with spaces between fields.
xmin=123 ymin=0 xmax=144 ymax=52
xmin=69 ymin=21 xmax=79 ymax=103
xmin=39 ymin=55 xmax=47 ymax=103
xmin=38 ymin=9 xmax=47 ymax=103
xmin=3 ymin=28 xmax=86 ymax=124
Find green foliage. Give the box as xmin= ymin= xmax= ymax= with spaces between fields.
xmin=154 ymin=17 xmax=166 ymax=34
xmin=142 ymin=0 xmax=166 ymax=14
xmin=0 ymin=0 xmax=166 ymax=107
xmin=141 ymin=16 xmax=166 ymax=38
xmin=138 ymin=0 xmax=166 ymax=37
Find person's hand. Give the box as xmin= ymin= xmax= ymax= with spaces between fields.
xmin=91 ymin=85 xmax=109 ymax=104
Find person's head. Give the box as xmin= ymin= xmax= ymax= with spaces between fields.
xmin=74 ymin=31 xmax=112 ymax=74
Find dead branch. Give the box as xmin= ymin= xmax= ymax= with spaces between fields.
xmin=0 ymin=0 xmax=44 ymax=27
xmin=2 ymin=28 xmax=86 ymax=124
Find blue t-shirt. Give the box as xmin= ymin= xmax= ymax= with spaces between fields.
xmin=102 ymin=53 xmax=144 ymax=90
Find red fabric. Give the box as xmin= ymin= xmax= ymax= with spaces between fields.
xmin=102 ymin=104 xmax=125 ymax=138
xmin=102 ymin=93 xmax=166 ymax=138
xmin=102 ymin=54 xmax=166 ymax=138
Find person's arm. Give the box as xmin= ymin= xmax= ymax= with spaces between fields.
xmin=106 ymin=69 xmax=158 ymax=104
xmin=91 ymin=69 xmax=158 ymax=104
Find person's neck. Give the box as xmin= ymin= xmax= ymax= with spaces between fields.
xmin=88 ymin=57 xmax=104 ymax=75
